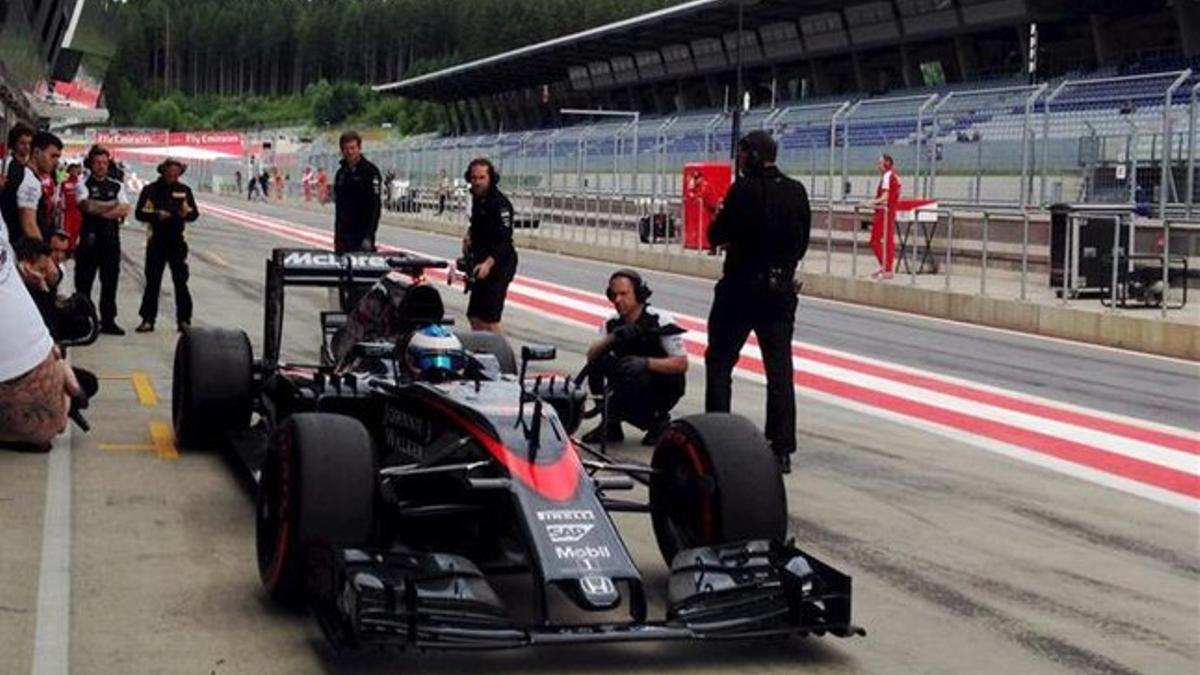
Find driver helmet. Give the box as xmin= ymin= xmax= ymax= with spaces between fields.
xmin=405 ymin=325 xmax=467 ymax=381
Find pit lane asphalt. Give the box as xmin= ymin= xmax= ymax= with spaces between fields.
xmin=0 ymin=196 xmax=1195 ymax=675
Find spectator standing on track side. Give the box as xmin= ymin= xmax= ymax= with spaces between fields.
xmin=437 ymin=169 xmax=450 ymax=216
xmin=301 ymin=165 xmax=314 ymax=202
xmin=333 ymin=130 xmax=383 ymax=253
xmin=61 ymin=163 xmax=83 ymax=254
xmin=76 ymin=145 xmax=131 ymax=335
xmin=134 ymin=157 xmax=198 ymax=333
xmin=259 ymin=170 xmax=271 ymax=199
xmin=317 ymin=167 xmax=330 ymax=204
xmin=14 ymin=132 xmax=69 ymax=263
xmin=273 ymin=168 xmax=284 ymax=201
xmin=463 ymin=157 xmax=518 ymax=334
xmin=868 ymin=154 xmax=901 ymax=280
xmin=582 ymin=269 xmax=687 ymax=446
xmin=235 ymin=169 xmax=243 ymax=196
xmin=704 ymin=130 xmax=810 ymax=475
xmin=1 ymin=124 xmax=34 ymax=243
xmin=247 ymin=168 xmax=260 ymax=200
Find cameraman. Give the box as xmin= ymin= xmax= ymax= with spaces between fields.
xmin=582 ymin=270 xmax=686 ymax=446
xmin=705 ymin=130 xmax=810 ymax=474
xmin=134 ymin=158 xmax=198 ymax=333
xmin=462 ymin=157 xmax=517 ymax=334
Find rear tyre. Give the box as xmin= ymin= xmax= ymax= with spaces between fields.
xmin=172 ymin=327 xmax=253 ymax=450
xmin=456 ymin=330 xmax=517 ymax=375
xmin=256 ymin=413 xmax=377 ymax=607
xmin=649 ymin=413 xmax=787 ymax=565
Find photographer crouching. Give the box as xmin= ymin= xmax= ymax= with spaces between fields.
xmin=461 ymin=158 xmax=517 ymax=334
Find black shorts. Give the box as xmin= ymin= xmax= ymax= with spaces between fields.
xmin=467 ymin=273 xmax=513 ymax=323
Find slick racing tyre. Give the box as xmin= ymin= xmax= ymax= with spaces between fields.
xmin=257 ymin=413 xmax=377 ymax=607
xmin=457 ymin=330 xmax=517 ymax=375
xmin=172 ymin=327 xmax=253 ymax=450
xmin=649 ymin=413 xmax=787 ymax=564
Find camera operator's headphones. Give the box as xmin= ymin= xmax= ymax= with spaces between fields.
xmin=737 ymin=130 xmax=777 ymax=172
xmin=464 ymin=158 xmax=500 ymax=186
xmin=607 ymin=268 xmax=652 ymax=304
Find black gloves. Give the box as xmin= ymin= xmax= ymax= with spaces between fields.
xmin=614 ymin=355 xmax=649 ymax=378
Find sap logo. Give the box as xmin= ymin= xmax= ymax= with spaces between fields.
xmin=283 ymin=251 xmax=389 ymax=269
xmin=536 ymin=509 xmax=595 ymax=523
xmin=554 ymin=545 xmax=611 ymax=560
xmin=546 ymin=524 xmax=593 ymax=543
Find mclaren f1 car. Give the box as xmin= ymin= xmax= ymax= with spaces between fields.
xmin=171 ymin=248 xmax=863 ymax=651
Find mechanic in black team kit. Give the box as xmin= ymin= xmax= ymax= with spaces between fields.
xmin=705 ymin=130 xmax=811 ymax=475
xmin=75 ymin=145 xmax=130 ymax=335
xmin=333 ymin=130 xmax=382 ymax=253
xmin=134 ymin=158 xmax=199 ymax=333
xmin=582 ymin=269 xmax=688 ymax=446
xmin=462 ymin=157 xmax=517 ymax=334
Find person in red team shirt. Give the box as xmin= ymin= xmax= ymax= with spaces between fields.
xmin=868 ymin=154 xmax=901 ymax=279
xmin=60 ymin=163 xmax=83 ymax=253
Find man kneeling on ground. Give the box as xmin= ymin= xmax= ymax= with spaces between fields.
xmin=582 ymin=269 xmax=687 ymax=446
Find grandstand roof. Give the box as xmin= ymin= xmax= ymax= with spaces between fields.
xmin=374 ymin=0 xmax=848 ymax=102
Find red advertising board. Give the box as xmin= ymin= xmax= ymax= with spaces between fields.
xmin=92 ymin=129 xmax=245 ymax=156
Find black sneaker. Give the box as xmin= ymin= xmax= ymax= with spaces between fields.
xmin=135 ymin=320 xmax=155 ymax=333
xmin=99 ymin=322 xmax=126 ymax=336
xmin=581 ymin=422 xmax=624 ymax=445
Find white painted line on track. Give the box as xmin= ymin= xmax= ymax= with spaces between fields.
xmin=31 ymin=425 xmax=71 ymax=675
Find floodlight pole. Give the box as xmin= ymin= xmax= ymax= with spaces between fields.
xmin=561 ymin=108 xmax=640 ymax=193
xmin=730 ymin=0 xmax=746 ymax=161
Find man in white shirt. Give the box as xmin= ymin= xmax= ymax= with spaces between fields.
xmin=0 ymin=210 xmax=82 ymax=451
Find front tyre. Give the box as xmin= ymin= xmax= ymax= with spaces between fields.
xmin=256 ymin=413 xmax=377 ymax=607
xmin=649 ymin=413 xmax=787 ymax=564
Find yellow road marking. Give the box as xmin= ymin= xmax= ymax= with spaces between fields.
xmin=131 ymin=372 xmax=159 ymax=407
xmin=148 ymin=420 xmax=179 ymax=460
xmin=98 ymin=443 xmax=156 ymax=452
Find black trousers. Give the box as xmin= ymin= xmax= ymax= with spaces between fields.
xmin=705 ymin=280 xmax=798 ymax=455
xmin=74 ymin=230 xmax=121 ymax=324
xmin=139 ymin=233 xmax=192 ymax=323
xmin=590 ymin=356 xmax=684 ymax=430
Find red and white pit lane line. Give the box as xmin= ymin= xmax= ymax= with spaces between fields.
xmin=200 ymin=201 xmax=1200 ymax=512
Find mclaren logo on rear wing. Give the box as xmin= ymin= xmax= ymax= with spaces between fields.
xmin=273 ymin=249 xmax=394 ymax=286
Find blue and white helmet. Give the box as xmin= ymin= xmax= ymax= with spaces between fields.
xmin=405 ymin=325 xmax=467 ymax=381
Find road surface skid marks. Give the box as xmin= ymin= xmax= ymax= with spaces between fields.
xmin=201 ymin=201 xmax=1200 ymax=511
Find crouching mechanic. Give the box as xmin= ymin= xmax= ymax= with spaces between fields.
xmin=582 ymin=269 xmax=687 ymax=446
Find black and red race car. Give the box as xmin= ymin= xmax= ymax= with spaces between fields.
xmin=171 ymin=248 xmax=863 ymax=651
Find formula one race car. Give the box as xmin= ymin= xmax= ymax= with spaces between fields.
xmin=171 ymin=248 xmax=863 ymax=651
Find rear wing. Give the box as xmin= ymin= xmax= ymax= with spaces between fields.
xmin=263 ymin=248 xmax=447 ymax=366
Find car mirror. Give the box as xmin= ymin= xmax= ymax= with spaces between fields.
xmin=521 ymin=345 xmax=557 ymax=362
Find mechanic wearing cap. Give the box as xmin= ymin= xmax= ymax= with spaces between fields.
xmin=75 ymin=145 xmax=130 ymax=335
xmin=134 ymin=157 xmax=198 ymax=333
xmin=462 ymin=157 xmax=518 ymax=334
xmin=582 ymin=269 xmax=687 ymax=446
xmin=333 ymin=130 xmax=383 ymax=253
xmin=705 ymin=130 xmax=811 ymax=474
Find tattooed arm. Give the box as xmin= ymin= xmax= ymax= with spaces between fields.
xmin=0 ymin=348 xmax=81 ymax=449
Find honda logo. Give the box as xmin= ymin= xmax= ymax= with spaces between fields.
xmin=579 ymin=575 xmax=615 ymax=596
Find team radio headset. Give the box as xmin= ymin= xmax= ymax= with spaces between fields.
xmin=607 ymin=268 xmax=652 ymax=304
